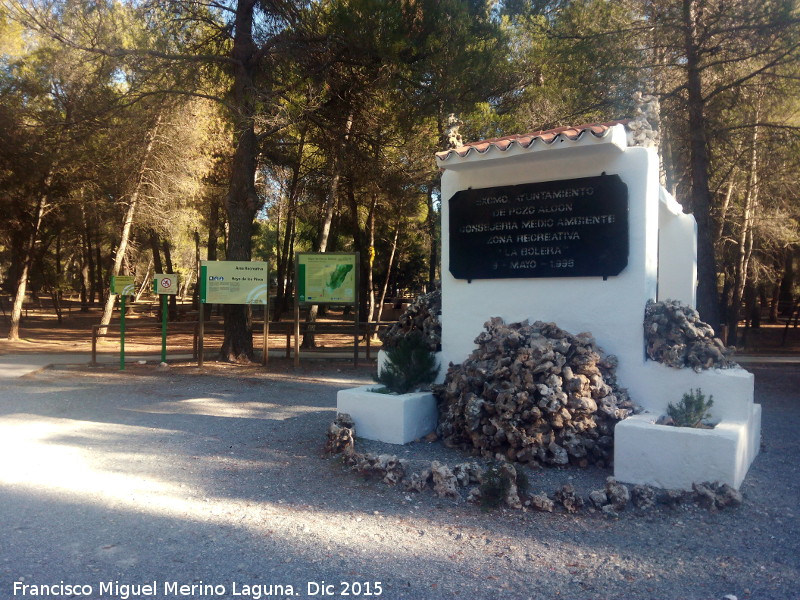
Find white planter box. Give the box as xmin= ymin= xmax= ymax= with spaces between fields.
xmin=336 ymin=385 xmax=438 ymax=445
xmin=614 ymin=404 xmax=761 ymax=490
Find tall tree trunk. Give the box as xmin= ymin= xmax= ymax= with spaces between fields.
xmin=94 ymin=217 xmax=104 ymax=304
xmin=163 ymin=238 xmax=177 ymax=320
xmin=99 ymin=112 xmax=163 ymax=329
xmin=366 ymin=193 xmax=377 ymax=323
xmin=302 ymin=114 xmax=352 ymax=348
xmin=714 ymin=178 xmax=735 ymax=246
xmin=375 ymin=223 xmax=401 ymax=325
xmin=150 ymin=231 xmax=165 ymax=272
xmin=220 ymin=0 xmax=260 ymax=362
xmin=149 ymin=231 xmax=165 ymax=320
xmin=727 ymin=120 xmax=760 ymax=346
xmin=683 ymin=0 xmax=720 ymax=329
xmin=135 ymin=260 xmax=153 ymax=302
xmin=207 ymin=201 xmax=220 ymax=261
xmin=426 ymin=186 xmax=438 ymax=289
xmin=8 ymin=181 xmax=50 ymax=341
xmin=193 ymin=230 xmax=201 ymax=309
xmin=778 ymin=251 xmax=795 ymax=317
xmin=275 ymin=125 xmax=306 ymax=321
xmin=79 ymin=193 xmax=95 ymax=309
xmin=52 ymin=233 xmax=63 ymax=323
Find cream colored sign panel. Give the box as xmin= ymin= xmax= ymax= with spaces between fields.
xmin=200 ymin=261 xmax=268 ymax=304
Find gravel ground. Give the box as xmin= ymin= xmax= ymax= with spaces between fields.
xmin=0 ymin=360 xmax=797 ymax=600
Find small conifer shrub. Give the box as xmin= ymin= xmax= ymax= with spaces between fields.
xmin=478 ymin=464 xmax=529 ymax=511
xmin=478 ymin=464 xmax=510 ymax=510
xmin=374 ymin=331 xmax=439 ymax=394
xmin=667 ymin=388 xmax=714 ymax=428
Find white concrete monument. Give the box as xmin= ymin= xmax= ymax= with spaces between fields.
xmin=435 ymin=118 xmax=760 ymax=490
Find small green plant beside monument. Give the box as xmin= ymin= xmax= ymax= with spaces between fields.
xmin=373 ymin=331 xmax=440 ymax=394
xmin=664 ymin=388 xmax=715 ymax=428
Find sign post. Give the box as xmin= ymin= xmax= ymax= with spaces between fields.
xmin=110 ymin=275 xmax=135 ymax=370
xmin=153 ymin=274 xmax=179 ymax=363
xmin=295 ymin=253 xmax=359 ymax=368
xmin=199 ymin=261 xmax=269 ymax=365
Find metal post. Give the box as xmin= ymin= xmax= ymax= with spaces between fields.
xmin=91 ymin=326 xmax=98 ymax=366
xmin=354 ymin=302 xmax=359 ymax=369
xmin=119 ymin=295 xmax=126 ymax=371
xmin=294 ymin=300 xmax=300 ymax=368
xmin=161 ymin=294 xmax=168 ymax=363
xmin=354 ymin=252 xmax=360 ymax=368
xmin=263 ymin=268 xmax=270 ymax=365
xmin=198 ymin=302 xmax=204 ymax=367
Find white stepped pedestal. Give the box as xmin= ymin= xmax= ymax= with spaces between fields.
xmin=614 ymin=363 xmax=761 ymax=490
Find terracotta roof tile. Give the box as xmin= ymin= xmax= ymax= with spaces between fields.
xmin=435 ymin=120 xmax=631 ymax=162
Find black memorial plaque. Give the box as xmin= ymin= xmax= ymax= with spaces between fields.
xmin=449 ymin=174 xmax=628 ymax=280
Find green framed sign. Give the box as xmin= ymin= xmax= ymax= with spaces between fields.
xmin=199 ymin=261 xmax=268 ymax=304
xmin=296 ymin=253 xmax=357 ymax=304
xmin=153 ymin=273 xmax=179 ymax=295
xmin=110 ymin=275 xmax=135 ymax=296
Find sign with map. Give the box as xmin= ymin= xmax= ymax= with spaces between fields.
xmin=296 ymin=253 xmax=357 ymax=305
xmin=110 ymin=275 xmax=135 ymax=296
xmin=199 ymin=261 xmax=268 ymax=304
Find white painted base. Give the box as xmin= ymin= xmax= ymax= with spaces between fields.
xmin=623 ymin=361 xmax=756 ymax=420
xmin=614 ymin=403 xmax=761 ymax=490
xmin=615 ymin=361 xmax=761 ymax=490
xmin=336 ymin=385 xmax=438 ymax=445
xmin=377 ymin=349 xmax=445 ymax=384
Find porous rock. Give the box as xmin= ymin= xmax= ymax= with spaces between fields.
xmin=605 ymin=477 xmax=630 ymax=511
xmin=529 ymin=492 xmax=555 ymax=512
xmin=631 ymin=485 xmax=657 ymax=510
xmin=588 ymin=489 xmax=608 ymax=509
xmin=404 ymin=469 xmax=432 ymax=493
xmin=554 ymin=483 xmax=584 ymax=513
xmin=430 ymin=461 xmax=460 ymax=500
xmin=658 ymin=489 xmax=691 ymax=508
xmin=693 ymin=482 xmax=718 ymax=509
xmin=714 ymin=484 xmax=743 ymax=508
xmin=644 ymin=300 xmax=737 ymax=371
xmin=326 ymin=414 xmax=356 ymax=456
xmin=693 ymin=481 xmax=743 ymax=510
xmin=435 ymin=318 xmax=637 ymax=468
xmin=452 ymin=462 xmax=482 ymax=487
xmin=499 ymin=463 xmax=522 ymax=509
xmin=348 ymin=452 xmax=408 ymax=486
xmin=601 ymin=504 xmax=620 ymax=518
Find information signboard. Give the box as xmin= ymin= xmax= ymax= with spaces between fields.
xmin=110 ymin=275 xmax=135 ymax=296
xmin=296 ymin=253 xmax=357 ymax=304
xmin=199 ymin=261 xmax=268 ymax=304
xmin=154 ymin=274 xmax=179 ymax=295
xmin=449 ymin=174 xmax=629 ymax=280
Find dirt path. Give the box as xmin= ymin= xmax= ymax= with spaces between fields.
xmin=0 ymin=361 xmax=798 ymax=600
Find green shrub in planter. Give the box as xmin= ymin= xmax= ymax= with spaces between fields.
xmin=375 ymin=331 xmax=439 ymax=394
xmin=667 ymin=388 xmax=714 ymax=428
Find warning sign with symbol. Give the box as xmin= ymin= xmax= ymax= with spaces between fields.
xmin=154 ymin=274 xmax=179 ymax=295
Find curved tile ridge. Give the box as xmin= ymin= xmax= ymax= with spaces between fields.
xmin=435 ymin=120 xmax=630 ymax=163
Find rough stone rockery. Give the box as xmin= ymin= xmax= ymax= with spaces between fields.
xmin=644 ymin=300 xmax=736 ymax=371
xmin=435 ymin=318 xmax=638 ymax=467
xmin=379 ymin=287 xmax=441 ymax=352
